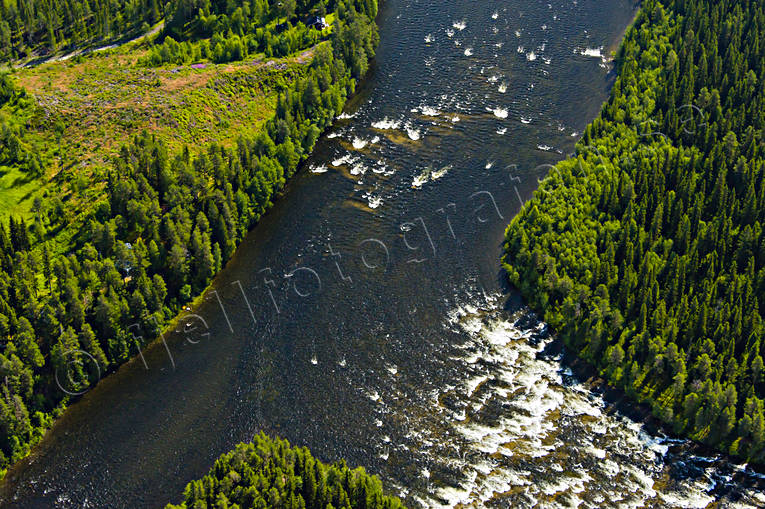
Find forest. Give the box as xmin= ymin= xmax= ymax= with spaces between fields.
xmin=0 ymin=0 xmax=379 ymax=474
xmin=165 ymin=433 xmax=406 ymax=509
xmin=142 ymin=0 xmax=346 ymax=65
xmin=503 ymin=0 xmax=765 ymax=462
xmin=0 ymin=0 xmax=163 ymax=63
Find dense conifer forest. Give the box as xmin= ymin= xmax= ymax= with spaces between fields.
xmin=0 ymin=0 xmax=378 ymax=474
xmin=143 ymin=0 xmax=345 ymax=65
xmin=0 ymin=0 xmax=162 ymax=62
xmin=165 ymin=434 xmax=406 ymax=509
xmin=503 ymin=0 xmax=765 ymax=462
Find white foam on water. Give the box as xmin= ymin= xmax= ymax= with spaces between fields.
xmin=352 ymin=137 xmax=368 ymax=149
xmin=599 ymin=458 xmax=620 ymax=478
xmin=430 ymin=302 xmax=608 ymax=500
xmin=371 ymin=117 xmax=401 ymax=130
xmin=639 ymin=430 xmax=670 ymax=457
xmin=370 ymin=135 xmax=380 ymax=144
xmin=456 ymin=421 xmax=509 ymax=455
xmin=537 ymin=144 xmax=553 ymax=151
xmin=372 ymin=162 xmax=391 ymax=175
xmin=337 ymin=111 xmax=356 ymax=120
xmin=462 ymin=350 xmax=481 ymax=364
xmin=435 ymin=485 xmax=472 ymax=508
xmin=498 ymin=82 xmax=508 ymax=93
xmin=310 ymin=164 xmax=328 ymax=174
xmin=658 ymin=489 xmax=717 ymax=509
xmin=412 ymin=170 xmax=430 ymax=188
xmin=327 ymin=131 xmax=340 ymax=138
xmin=526 ymin=51 xmax=537 ymax=61
xmin=579 ymin=46 xmax=604 ymax=58
xmin=491 ymin=12 xmax=499 ymax=20
xmin=539 ymin=476 xmax=574 ymax=496
xmin=464 ymin=47 xmax=473 ymax=56
xmin=420 ymin=106 xmax=440 ymax=116
xmin=622 ymin=464 xmax=657 ymax=500
xmin=331 ymin=153 xmax=355 ymax=167
xmin=461 ymin=315 xmax=483 ymax=333
xmin=431 ymin=165 xmax=450 ymax=180
xmin=367 ymin=195 xmax=383 ymax=209
xmin=386 ymin=364 xmax=398 ymax=375
xmin=590 ymin=419 xmax=608 ymax=434
xmin=452 ymin=21 xmax=466 ymax=31
xmin=491 ymin=107 xmax=508 ymax=118
xmin=451 ymin=115 xmax=460 ymax=123
xmin=367 ymin=295 xmax=763 ymax=508
xmin=464 ymin=375 xmax=490 ymax=397
xmin=350 ymin=162 xmax=367 ymax=175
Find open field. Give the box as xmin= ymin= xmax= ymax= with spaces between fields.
xmin=0 ymin=44 xmax=313 ymax=224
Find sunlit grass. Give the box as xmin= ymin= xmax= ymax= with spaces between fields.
xmin=0 ymin=42 xmax=312 ymax=230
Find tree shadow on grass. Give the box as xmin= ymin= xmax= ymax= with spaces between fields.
xmin=10 ymin=171 xmax=41 ymax=188
xmin=16 ymin=187 xmax=40 ymax=205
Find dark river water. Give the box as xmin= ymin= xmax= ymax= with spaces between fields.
xmin=3 ymin=0 xmax=765 ymax=507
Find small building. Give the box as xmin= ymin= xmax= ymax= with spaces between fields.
xmin=307 ymin=16 xmax=328 ymax=30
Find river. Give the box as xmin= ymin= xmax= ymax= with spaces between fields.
xmin=2 ymin=0 xmax=765 ymax=507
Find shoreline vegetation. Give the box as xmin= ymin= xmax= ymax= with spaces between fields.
xmin=0 ymin=0 xmax=381 ymax=479
xmin=165 ymin=433 xmax=407 ymax=509
xmin=503 ymin=0 xmax=765 ymax=464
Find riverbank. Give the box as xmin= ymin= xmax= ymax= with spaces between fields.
xmin=502 ymin=0 xmax=765 ymax=465
xmin=10 ymin=1 xmax=757 ymax=506
xmin=0 ymin=0 xmax=382 ymax=481
xmin=0 ymin=43 xmax=309 ymax=480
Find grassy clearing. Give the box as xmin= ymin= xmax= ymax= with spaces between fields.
xmin=1 ymin=43 xmax=312 ymax=234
